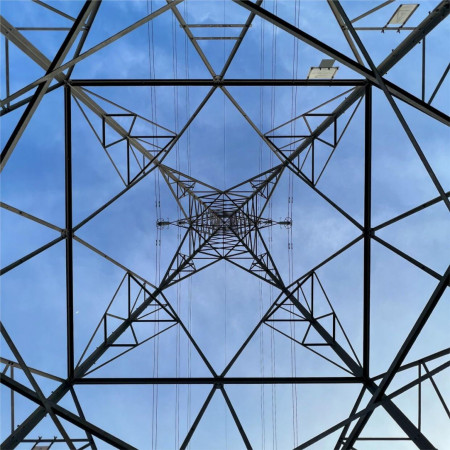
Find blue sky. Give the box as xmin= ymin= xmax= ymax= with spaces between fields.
xmin=1 ymin=0 xmax=449 ymax=449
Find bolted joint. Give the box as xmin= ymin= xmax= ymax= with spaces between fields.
xmin=61 ymin=229 xmax=73 ymax=238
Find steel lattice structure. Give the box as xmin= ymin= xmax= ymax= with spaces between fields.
xmin=0 ymin=0 xmax=449 ymax=449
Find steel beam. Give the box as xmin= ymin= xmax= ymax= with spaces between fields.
xmin=0 ymin=17 xmax=218 ymax=215
xmin=371 ymin=347 xmax=450 ymax=381
xmin=70 ymin=78 xmax=365 ymax=86
xmin=0 ymin=82 xmax=63 ymax=116
xmin=363 ymin=85 xmax=372 ymax=378
xmin=422 ymin=363 xmax=450 ymax=419
xmin=0 ymin=374 xmax=137 ymax=449
xmin=0 ymin=323 xmax=76 ymax=449
xmin=0 ymin=0 xmax=184 ymax=110
xmin=372 ymin=191 xmax=450 ymax=232
xmin=32 ymin=0 xmax=77 ymax=21
xmin=69 ymin=387 xmax=97 ymax=450
xmin=428 ymin=63 xmax=450 ymax=104
xmin=225 ymin=0 xmax=450 ymax=219
xmin=220 ymin=386 xmax=252 ymax=449
xmin=0 ymin=357 xmax=64 ymax=383
xmin=343 ymin=265 xmax=450 ymax=448
xmin=295 ymin=359 xmax=450 ymax=449
xmin=180 ymin=387 xmax=216 ymax=450
xmin=0 ymin=201 xmax=63 ymax=232
xmin=327 ymin=0 xmax=364 ymax=65
xmin=332 ymin=0 xmax=450 ymax=212
xmin=233 ymin=0 xmax=450 ymax=125
xmin=65 ymin=85 xmax=74 ymax=380
xmin=0 ymin=235 xmax=65 ymax=276
xmin=225 ymin=226 xmax=436 ymax=447
xmin=0 ymin=1 xmax=98 ymax=171
xmin=0 ymin=0 xmax=448 ymax=447
xmin=73 ymin=376 xmax=362 ymax=385
xmin=350 ymin=0 xmax=394 ymax=24
xmin=0 ymin=224 xmax=220 ymax=448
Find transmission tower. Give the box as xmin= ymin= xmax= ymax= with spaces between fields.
xmin=1 ymin=0 xmax=449 ymax=449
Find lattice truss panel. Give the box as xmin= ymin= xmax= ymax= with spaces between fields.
xmin=0 ymin=0 xmax=449 ymax=449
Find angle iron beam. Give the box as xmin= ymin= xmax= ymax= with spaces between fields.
xmin=0 ymin=1 xmax=98 ymax=172
xmin=0 ymin=235 xmax=65 ymax=276
xmin=0 ymin=323 xmax=76 ymax=449
xmin=327 ymin=0 xmax=364 ymax=64
xmin=372 ymin=234 xmax=448 ymax=285
xmin=372 ymin=191 xmax=450 ymax=232
xmin=363 ymin=85 xmax=372 ymax=378
xmin=0 ymin=201 xmax=63 ymax=232
xmin=0 ymin=0 xmax=184 ymax=109
xmin=166 ymin=0 xmax=215 ymax=76
xmin=334 ymin=386 xmax=366 ymax=450
xmin=428 ymin=62 xmax=450 ymax=104
xmin=0 ymin=82 xmax=63 ymax=117
xmin=223 ymin=0 xmax=450 ymax=231
xmin=65 ymin=85 xmax=74 ymax=379
xmin=233 ymin=0 xmax=450 ymax=125
xmin=69 ymin=387 xmax=97 ymax=450
xmin=350 ymin=0 xmax=395 ymax=24
xmin=0 ymin=18 xmax=217 ymax=216
xmin=295 ymin=359 xmax=450 ymax=449
xmin=227 ymin=227 xmax=437 ymax=447
xmin=73 ymin=235 xmax=157 ymax=290
xmin=32 ymin=0 xmax=77 ymax=21
xmin=0 ymin=224 xmax=222 ymax=447
xmin=219 ymin=386 xmax=253 ymax=449
xmin=422 ymin=362 xmax=450 ymax=418
xmin=332 ymin=0 xmax=450 ymax=212
xmin=180 ymin=387 xmax=216 ymax=450
xmin=0 ymin=374 xmax=137 ymax=449
xmin=343 ymin=265 xmax=450 ymax=448
xmin=73 ymin=376 xmax=363 ymax=384
xmin=65 ymin=1 xmax=102 ymax=80
xmin=0 ymin=357 xmax=64 ymax=383
xmin=371 ymin=347 xmax=450 ymax=382
xmin=69 ymin=79 xmax=366 ymax=86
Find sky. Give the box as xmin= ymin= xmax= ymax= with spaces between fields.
xmin=0 ymin=0 xmax=449 ymax=449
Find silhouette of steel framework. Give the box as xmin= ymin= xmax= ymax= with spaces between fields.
xmin=0 ymin=0 xmax=449 ymax=448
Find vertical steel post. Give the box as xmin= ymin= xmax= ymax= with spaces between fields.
xmin=10 ymin=366 xmax=14 ymax=433
xmin=422 ymin=37 xmax=426 ymax=101
xmin=363 ymin=84 xmax=372 ymax=379
xmin=127 ymin=142 xmax=131 ymax=185
xmin=418 ymin=364 xmax=422 ymax=431
xmin=5 ymin=38 xmax=10 ymax=105
xmin=65 ymin=84 xmax=74 ymax=379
